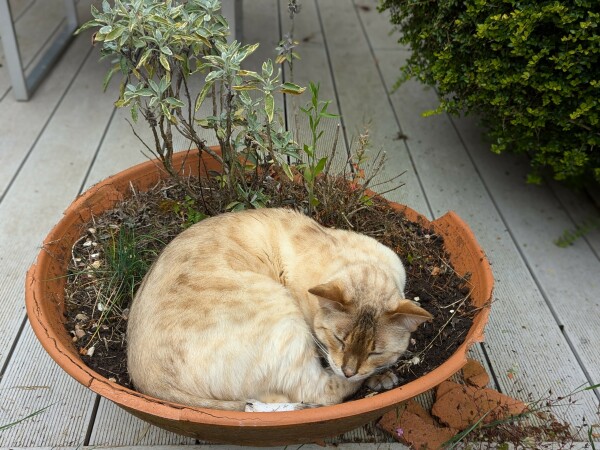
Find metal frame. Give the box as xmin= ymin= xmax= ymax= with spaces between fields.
xmin=0 ymin=0 xmax=78 ymax=101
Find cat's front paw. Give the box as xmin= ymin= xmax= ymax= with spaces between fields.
xmin=365 ymin=371 xmax=399 ymax=392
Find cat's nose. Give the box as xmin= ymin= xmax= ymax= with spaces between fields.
xmin=342 ymin=367 xmax=356 ymax=378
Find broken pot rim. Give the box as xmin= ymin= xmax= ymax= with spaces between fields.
xmin=25 ymin=150 xmax=493 ymax=429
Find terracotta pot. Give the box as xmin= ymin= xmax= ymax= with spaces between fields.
xmin=25 ymin=150 xmax=493 ymax=446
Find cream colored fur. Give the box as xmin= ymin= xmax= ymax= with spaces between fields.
xmin=127 ymin=208 xmax=432 ymax=410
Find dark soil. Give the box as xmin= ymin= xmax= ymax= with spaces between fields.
xmin=64 ymin=173 xmax=476 ymax=399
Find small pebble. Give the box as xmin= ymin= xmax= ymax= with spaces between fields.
xmin=413 ymin=296 xmax=420 ymax=302
xmin=86 ymin=346 xmax=95 ymax=357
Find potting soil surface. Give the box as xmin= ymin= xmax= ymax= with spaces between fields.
xmin=64 ymin=176 xmax=477 ymax=401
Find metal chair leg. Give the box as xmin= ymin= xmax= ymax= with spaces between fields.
xmin=0 ymin=0 xmax=79 ymax=101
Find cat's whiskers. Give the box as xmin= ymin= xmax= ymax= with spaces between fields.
xmin=310 ymin=334 xmax=332 ymax=370
xmin=310 ymin=334 xmax=329 ymax=357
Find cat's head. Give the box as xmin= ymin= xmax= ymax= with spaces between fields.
xmin=309 ymin=268 xmax=432 ymax=382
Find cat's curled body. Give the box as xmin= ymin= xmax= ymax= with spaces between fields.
xmin=127 ymin=208 xmax=432 ymax=410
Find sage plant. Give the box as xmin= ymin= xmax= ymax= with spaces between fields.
xmin=78 ymin=0 xmax=305 ymax=210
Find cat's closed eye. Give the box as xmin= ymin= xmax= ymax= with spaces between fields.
xmin=333 ymin=335 xmax=345 ymax=349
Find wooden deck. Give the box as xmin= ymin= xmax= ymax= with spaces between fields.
xmin=1 ymin=0 xmax=599 ymax=448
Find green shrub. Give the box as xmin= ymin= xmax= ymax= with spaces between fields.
xmin=379 ymin=0 xmax=600 ymax=184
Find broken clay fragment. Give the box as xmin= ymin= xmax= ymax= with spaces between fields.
xmin=432 ymin=381 xmax=527 ymax=430
xmin=378 ymin=400 xmax=459 ymax=450
xmin=462 ymin=358 xmax=490 ymax=388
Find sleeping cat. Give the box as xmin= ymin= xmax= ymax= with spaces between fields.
xmin=127 ymin=208 xmax=432 ymax=411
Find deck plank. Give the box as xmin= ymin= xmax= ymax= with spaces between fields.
xmin=0 ymin=0 xmax=99 ymax=197
xmin=550 ymin=182 xmax=600 ymax=257
xmin=0 ymin=37 xmax=118 ymax=447
xmin=6 ymin=0 xmax=36 ymax=18
xmin=353 ymin=0 xmax=405 ymax=51
xmin=0 ymin=328 xmax=96 ymax=447
xmin=0 ymin=34 xmax=99 ymax=374
xmin=88 ymin=399 xmax=195 ymax=446
xmin=316 ymin=0 xmax=428 ymax=213
xmin=0 ymin=32 xmax=95 ymax=374
xmin=0 ymin=29 xmax=93 ymax=200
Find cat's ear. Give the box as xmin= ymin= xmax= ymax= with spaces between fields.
xmin=387 ymin=300 xmax=433 ymax=332
xmin=309 ymin=281 xmax=348 ymax=312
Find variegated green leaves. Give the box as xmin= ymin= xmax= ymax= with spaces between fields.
xmin=77 ymin=0 xmax=228 ymax=124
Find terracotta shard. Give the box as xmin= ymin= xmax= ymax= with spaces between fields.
xmin=405 ymin=399 xmax=436 ymax=425
xmin=378 ymin=404 xmax=405 ymax=437
xmin=401 ymin=411 xmax=459 ymax=450
xmin=432 ymin=381 xmax=527 ymax=430
xmin=462 ymin=358 xmax=490 ymax=388
xmin=378 ymin=400 xmax=459 ymax=449
xmin=436 ymin=380 xmax=460 ymax=398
